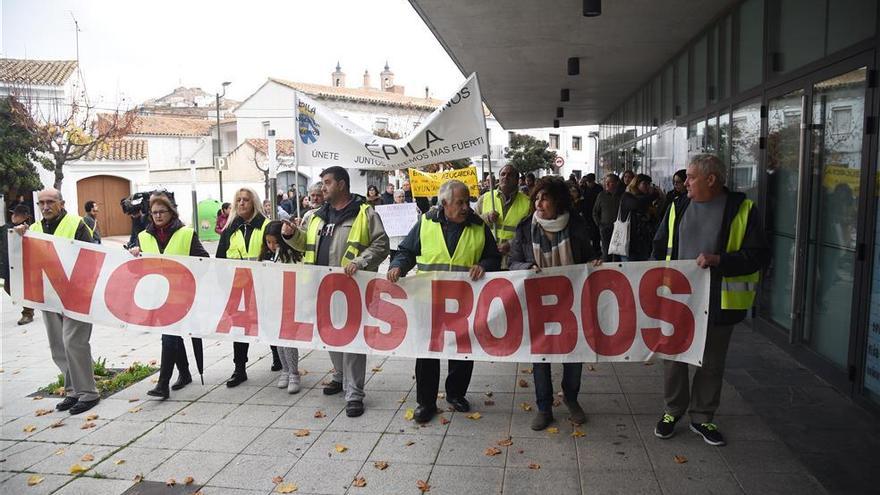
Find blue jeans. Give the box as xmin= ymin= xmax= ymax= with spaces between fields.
xmin=533 ymin=362 xmax=582 ymax=413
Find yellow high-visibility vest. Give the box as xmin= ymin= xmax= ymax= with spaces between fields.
xmin=227 ymin=217 xmax=268 ymax=260
xmin=416 ymin=215 xmax=485 ymax=272
xmin=480 ymin=190 xmax=531 ymax=242
xmin=666 ymin=199 xmax=760 ymax=310
xmin=303 ymin=203 xmax=371 ymax=267
xmin=31 ymin=213 xmax=88 ymax=239
xmin=138 ymin=227 xmax=194 ymax=255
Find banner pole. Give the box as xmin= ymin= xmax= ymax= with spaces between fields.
xmin=473 ymin=73 xmax=498 ymax=238
xmin=293 ymin=92 xmax=302 ymax=220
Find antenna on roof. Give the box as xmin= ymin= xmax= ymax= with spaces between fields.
xmin=68 ymin=11 xmax=89 ymax=106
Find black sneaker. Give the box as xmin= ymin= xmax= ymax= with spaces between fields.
xmin=654 ymin=413 xmax=680 ymax=439
xmin=690 ymin=422 xmax=726 ymax=446
xmin=323 ymin=380 xmax=343 ymax=395
xmin=55 ymin=396 xmax=78 ymax=411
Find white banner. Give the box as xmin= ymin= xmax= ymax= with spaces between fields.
xmin=295 ymin=74 xmax=487 ymax=171
xmin=9 ymin=233 xmax=710 ymax=365
xmin=374 ymin=203 xmax=421 ymax=238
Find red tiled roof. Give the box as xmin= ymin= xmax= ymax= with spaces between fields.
xmin=244 ymin=138 xmax=294 ymax=156
xmin=129 ymin=115 xmax=214 ymax=137
xmin=81 ymin=139 xmax=147 ymax=161
xmin=269 ymin=78 xmax=444 ymax=111
xmin=0 ymin=58 xmax=78 ymax=86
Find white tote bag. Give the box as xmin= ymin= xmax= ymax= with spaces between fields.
xmin=607 ymin=202 xmax=630 ymax=257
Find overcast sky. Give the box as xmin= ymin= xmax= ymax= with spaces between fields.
xmin=1 ymin=0 xmax=464 ymax=110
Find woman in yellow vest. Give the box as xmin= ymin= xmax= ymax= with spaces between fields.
xmin=387 ymin=180 xmax=502 ymax=424
xmin=215 ymin=187 xmax=272 ymax=387
xmin=128 ymin=194 xmax=210 ymax=399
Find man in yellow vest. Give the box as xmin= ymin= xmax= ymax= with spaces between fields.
xmin=476 ymin=164 xmax=531 ymax=267
xmin=387 ymin=180 xmax=501 ymax=423
xmin=282 ymin=166 xmax=389 ymax=418
xmin=651 ymin=154 xmax=770 ymax=446
xmin=14 ymin=188 xmax=100 ymax=415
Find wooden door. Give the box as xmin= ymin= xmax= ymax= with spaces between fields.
xmin=76 ymin=175 xmax=132 ymax=237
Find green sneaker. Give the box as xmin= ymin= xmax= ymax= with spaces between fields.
xmin=654 ymin=413 xmax=679 ymax=439
xmin=690 ymin=422 xmax=726 ymax=446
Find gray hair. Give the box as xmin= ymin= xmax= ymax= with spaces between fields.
xmin=437 ymin=180 xmax=469 ymax=206
xmin=309 ymin=182 xmax=323 ymax=194
xmin=688 ymin=153 xmax=726 ymax=185
xmin=393 ymin=189 xmax=405 ymax=198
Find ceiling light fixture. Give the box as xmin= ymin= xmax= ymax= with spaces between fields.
xmin=567 ymin=57 xmax=580 ymax=76
xmin=583 ymin=0 xmax=601 ymax=17
xmin=560 ymin=89 xmax=570 ymax=102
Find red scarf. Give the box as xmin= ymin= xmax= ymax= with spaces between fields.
xmin=155 ymin=223 xmax=172 ymax=246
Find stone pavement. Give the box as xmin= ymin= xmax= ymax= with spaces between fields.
xmin=1 ymin=291 xmax=835 ymax=495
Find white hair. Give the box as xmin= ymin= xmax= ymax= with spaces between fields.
xmin=688 ymin=153 xmax=726 ymax=186
xmin=437 ymin=180 xmax=469 ymax=206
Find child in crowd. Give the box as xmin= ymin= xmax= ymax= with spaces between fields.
xmin=259 ymin=220 xmax=303 ymax=393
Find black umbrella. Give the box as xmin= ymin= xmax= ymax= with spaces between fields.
xmin=190 ymin=337 xmax=204 ymax=385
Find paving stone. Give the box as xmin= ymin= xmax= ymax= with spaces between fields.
xmin=575 ymin=437 xmax=653 ymax=471
xmin=364 ymin=372 xmax=416 ymax=391
xmin=436 ymin=434 xmax=508 ymax=467
xmin=167 ymin=402 xmax=238 ymax=425
xmin=0 ymin=440 xmax=63 ymax=471
xmin=736 ymin=471 xmax=828 ymax=495
xmin=580 ymin=469 xmax=663 ymax=494
xmin=467 ymin=375 xmax=516 ymax=394
xmin=426 ymin=465 xmax=504 ymax=495
xmin=0 ymin=413 xmax=61 ymax=441
xmin=71 ymin=398 xmax=135 ymax=420
xmin=503 ymin=466 xmax=581 ymax=495
xmin=206 ymin=453 xmax=297 ymax=491
xmin=30 ymin=418 xmax=111 ymax=443
xmin=118 ymin=398 xmax=187 ymax=423
xmin=612 ymin=362 xmax=664 ymax=376
xmin=386 ymin=407 xmax=452 ymax=436
xmin=132 ymin=421 xmax=207 ymax=450
xmin=146 ymin=449 xmax=236 ymax=484
xmin=325 ymin=406 xmax=396 ymax=433
xmin=655 ymin=468 xmax=745 ymax=494
xmin=445 ymin=409 xmax=511 ymax=438
xmin=189 ymin=487 xmax=265 ymax=495
xmin=303 ymin=430 xmax=381 ymax=461
xmin=0 ymin=473 xmax=70 ymax=495
xmin=624 ymin=393 xmax=665 ymax=415
xmin=88 ymin=446 xmax=176 ymax=480
xmin=283 ymin=458 xmax=363 ymax=494
xmin=28 ymin=443 xmax=116 ymax=475
xmin=360 ymin=390 xmax=414 ymax=410
xmin=198 ymin=384 xmax=262 ymax=404
xmin=368 ymin=433 xmax=443 ymax=464
xmin=241 ymin=427 xmax=315 ymax=458
xmin=580 ymin=374 xmax=623 ymax=393
xmin=77 ymin=420 xmax=159 ymax=447
xmin=291 ymin=387 xmax=349 ymax=409
xmin=272 ymin=404 xmax=341 ymax=430
xmin=640 ymin=429 xmax=729 ymax=472
xmin=0 ymin=439 xmax=17 ymax=451
xmin=244 ymin=384 xmax=306 ymax=406
xmin=183 ymin=424 xmax=263 ymax=453
xmin=507 ymin=435 xmax=578 ymax=469
xmin=351 ymin=460 xmax=432 ymax=495
xmin=719 ymin=440 xmax=808 ymax=474
xmin=54 ymin=476 xmax=134 ymax=494
xmin=617 ymin=374 xmax=666 ymax=394
xmin=218 ymin=403 xmax=287 ymax=428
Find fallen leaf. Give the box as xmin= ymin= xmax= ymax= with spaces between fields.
xmin=521 ymin=367 xmax=532 ymax=374
xmin=33 ymin=396 xmax=43 ymax=401
xmin=518 ymin=379 xmax=529 ymax=388
xmin=497 ymin=437 xmax=513 ymax=447
xmin=571 ymin=430 xmax=585 ymax=438
xmin=275 ymin=482 xmax=298 ymax=493
xmin=404 ymin=440 xmax=415 ymax=446
xmin=519 ymin=402 xmax=533 ymax=412
xmin=128 ymin=407 xmax=142 ymax=414
xmin=81 ymin=453 xmax=94 ymax=462
xmin=69 ymin=463 xmax=88 ymax=474
xmin=403 ymin=408 xmax=415 ymax=421
xmin=149 ymin=359 xmax=157 ymax=365
xmin=12 ymin=370 xmax=20 ymax=375
xmin=552 ymin=399 xmax=562 ymax=407
xmin=397 ymin=397 xmax=407 ymax=403
xmin=128 ymin=398 xmax=139 ymax=403
xmin=416 ymin=480 xmax=430 ymax=492
xmin=49 ymin=419 xmax=64 ymax=428
xmin=150 ymin=377 xmax=159 ymax=383
xmin=54 ymin=448 xmax=65 ymax=456
xmin=35 ymin=408 xmax=53 ymax=417
xmin=371 ymin=367 xmax=382 ymax=372
xmin=546 ymin=427 xmax=559 ymax=434
xmin=352 ymin=476 xmax=367 ymax=487
xmin=27 ymin=475 xmax=44 ymax=486
xmin=272 ymin=476 xmax=284 ymax=484
xmin=132 ymin=474 xmax=144 ymax=483
xmin=528 ymin=463 xmax=541 ymax=470
xmin=293 ymin=429 xmax=310 ymax=437
xmin=439 ymin=416 xmax=450 ymax=425
xmin=374 ymin=461 xmax=389 ymax=470
xmin=313 ymin=410 xmax=326 ymax=418
xmin=85 ymin=413 xmax=99 ymax=421
xmin=466 ymin=412 xmax=482 ymax=420
xmin=114 ymin=459 xmax=126 ymax=465
xmin=334 ymin=444 xmax=348 ymax=453
xmin=484 ymin=447 xmax=502 ymax=456
xmin=166 ymin=478 xmax=176 ymax=486
xmin=184 ymin=476 xmax=195 ymax=485
xmin=587 ymin=364 xmax=596 ymax=372
xmin=673 ymin=455 xmax=688 ymax=464
xmin=484 ymin=400 xmax=495 ymax=406
xmin=23 ymin=424 xmax=37 ymax=433
xmin=80 ymin=422 xmax=97 ymax=430
xmin=54 ymin=386 xmax=65 ymax=395
xmin=484 ymin=391 xmax=493 ymax=397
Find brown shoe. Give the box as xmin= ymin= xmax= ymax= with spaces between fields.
xmin=17 ymin=314 xmax=33 ymax=325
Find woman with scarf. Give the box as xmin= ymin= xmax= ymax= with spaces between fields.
xmin=508 ymin=176 xmax=602 ymax=430
xmin=129 ymin=194 xmax=209 ymax=399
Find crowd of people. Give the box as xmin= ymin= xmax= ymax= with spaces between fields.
xmin=5 ymin=153 xmax=769 ymax=447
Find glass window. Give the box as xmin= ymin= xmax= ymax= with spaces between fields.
xmin=828 ymin=0 xmax=877 ymax=54
xmin=693 ymin=35 xmax=708 ymax=111
xmin=865 ymin=126 xmax=880 ymax=403
xmin=769 ymin=0 xmax=825 ymax=75
xmin=730 ymin=99 xmax=761 ymax=201
xmin=652 ymin=76 xmax=661 ymax=128
xmin=676 ymin=52 xmax=689 ymax=117
xmin=718 ymin=111 xmax=731 ymax=168
xmin=706 ymin=114 xmax=718 ymax=155
xmin=572 ymin=136 xmax=582 ymax=150
xmin=720 ymin=15 xmax=731 ymax=100
xmin=662 ymin=66 xmax=674 ymax=122
xmin=737 ymin=0 xmax=764 ymax=92
xmin=549 ymin=134 xmax=560 ymax=149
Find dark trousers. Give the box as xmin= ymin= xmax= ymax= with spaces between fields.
xmin=663 ymin=324 xmax=734 ymax=423
xmin=233 ymin=342 xmax=249 ymax=367
xmin=415 ymin=358 xmax=474 ymax=407
xmin=533 ymin=362 xmax=582 ymax=412
xmin=599 ymin=225 xmax=621 ymax=262
xmin=158 ymin=335 xmax=195 ymax=386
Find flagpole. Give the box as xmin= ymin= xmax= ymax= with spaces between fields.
xmin=473 ymin=73 xmax=498 ymax=238
xmin=293 ymin=92 xmax=302 ymax=220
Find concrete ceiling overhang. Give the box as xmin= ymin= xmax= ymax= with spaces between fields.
xmin=409 ymin=0 xmax=738 ymax=129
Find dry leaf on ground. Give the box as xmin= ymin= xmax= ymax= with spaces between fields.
xmin=69 ymin=464 xmax=88 ymax=474
xmin=552 ymin=399 xmax=562 ymax=407
xmin=371 ymin=367 xmax=382 ymax=372
xmin=272 ymin=476 xmax=284 ymax=484
xmin=519 ymin=402 xmax=532 ymax=412
xmin=166 ymin=478 xmax=176 ymax=486
xmin=294 ymin=429 xmax=310 ymax=437
xmin=114 ymin=459 xmax=125 ymax=465
xmin=518 ymin=379 xmax=529 ymax=388
xmin=374 ymin=461 xmax=389 ymax=470
xmin=587 ymin=364 xmax=596 ymax=372
xmin=528 ymin=463 xmax=541 ymax=470
xmin=497 ymin=437 xmax=513 ymax=447
xmin=546 ymin=427 xmax=559 ymax=434
xmin=334 ymin=444 xmax=348 ymax=453
xmin=80 ymin=422 xmax=97 ymax=430
xmin=85 ymin=413 xmax=99 ymax=421
xmin=150 ymin=377 xmax=159 ymax=383
xmin=128 ymin=398 xmax=139 ymax=403
xmin=521 ymin=368 xmax=532 ymax=374
xmin=32 ymin=396 xmax=43 ymax=401
xmin=184 ymin=476 xmax=195 ymax=485
xmin=128 ymin=407 xmax=142 ymax=414
xmin=275 ymin=482 xmax=298 ymax=493
xmin=416 ymin=480 xmax=430 ymax=492
xmin=34 ymin=408 xmax=52 ymax=417
xmin=404 ymin=408 xmax=415 ymax=421
xmin=49 ymin=420 xmax=64 ymax=428
xmin=484 ymin=447 xmax=502 ymax=456
xmin=54 ymin=448 xmax=65 ymax=456
xmin=313 ymin=410 xmax=326 ymax=418
xmin=149 ymin=359 xmax=157 ymax=365
xmin=81 ymin=453 xmax=94 ymax=462
xmin=439 ymin=416 xmax=450 ymax=425
xmin=673 ymin=455 xmax=688 ymax=464
xmin=466 ymin=412 xmax=482 ymax=420
xmin=571 ymin=430 xmax=586 ymax=438
xmin=352 ymin=476 xmax=367 ymax=487
xmin=27 ymin=475 xmax=44 ymax=486
xmin=133 ymin=474 xmax=144 ymax=483
xmin=404 ymin=440 xmax=415 ymax=446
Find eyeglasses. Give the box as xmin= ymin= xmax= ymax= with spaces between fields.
xmin=150 ymin=210 xmax=170 ymax=216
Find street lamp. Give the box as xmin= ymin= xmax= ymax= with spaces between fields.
xmin=216 ymin=81 xmax=231 ymax=201
xmin=588 ymin=131 xmax=600 ymax=174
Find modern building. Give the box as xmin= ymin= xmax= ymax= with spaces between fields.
xmin=409 ymin=0 xmax=880 ymax=411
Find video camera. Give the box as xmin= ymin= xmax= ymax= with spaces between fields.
xmin=120 ymin=190 xmax=176 ymax=216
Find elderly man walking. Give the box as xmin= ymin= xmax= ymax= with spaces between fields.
xmin=652 ymin=154 xmax=770 ymax=446
xmin=14 ymin=188 xmax=100 ymax=415
xmin=387 ymin=179 xmax=501 ymax=423
xmin=283 ymin=166 xmax=389 ymax=417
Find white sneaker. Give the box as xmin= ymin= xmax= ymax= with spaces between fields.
xmin=287 ymin=374 xmax=301 ymax=394
xmin=276 ymin=372 xmax=289 ymax=388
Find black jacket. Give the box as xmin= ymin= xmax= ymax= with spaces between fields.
xmin=508 ymin=213 xmax=600 ymax=270
xmin=652 ymin=189 xmax=771 ymax=325
xmin=390 ymin=207 xmax=501 ymax=275
xmin=216 ymin=212 xmax=268 ymax=259
xmin=134 ymin=218 xmax=210 ymax=257
xmin=40 ymin=211 xmax=93 ymax=243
